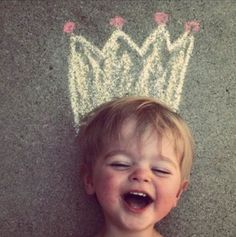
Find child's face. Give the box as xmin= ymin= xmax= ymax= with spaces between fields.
xmin=84 ymin=118 xmax=188 ymax=232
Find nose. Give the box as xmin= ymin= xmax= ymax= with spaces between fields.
xmin=129 ymin=167 xmax=151 ymax=183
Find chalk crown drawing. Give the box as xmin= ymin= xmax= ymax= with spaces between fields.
xmin=64 ymin=12 xmax=200 ymax=128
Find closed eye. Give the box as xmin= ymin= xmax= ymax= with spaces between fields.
xmin=109 ymin=163 xmax=130 ymax=170
xmin=152 ymin=168 xmax=171 ymax=175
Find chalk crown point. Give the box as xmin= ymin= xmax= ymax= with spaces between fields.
xmin=64 ymin=21 xmax=76 ymax=33
xmin=110 ymin=16 xmax=126 ymax=30
xmin=154 ymin=12 xmax=169 ymax=25
xmin=184 ymin=21 xmax=200 ymax=33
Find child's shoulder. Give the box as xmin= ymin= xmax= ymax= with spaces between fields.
xmin=90 ymin=234 xmax=163 ymax=237
xmin=154 ymin=231 xmax=164 ymax=237
xmin=91 ymin=233 xmax=102 ymax=237
xmin=90 ymin=230 xmax=164 ymax=237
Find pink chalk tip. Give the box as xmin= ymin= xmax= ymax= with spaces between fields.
xmin=110 ymin=16 xmax=126 ymax=30
xmin=154 ymin=12 xmax=169 ymax=25
xmin=63 ymin=21 xmax=76 ymax=33
xmin=184 ymin=21 xmax=200 ymax=33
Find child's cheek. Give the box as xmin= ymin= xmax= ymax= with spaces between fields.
xmin=95 ymin=171 xmax=120 ymax=204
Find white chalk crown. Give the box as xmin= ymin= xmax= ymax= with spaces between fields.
xmin=64 ymin=13 xmax=199 ymax=128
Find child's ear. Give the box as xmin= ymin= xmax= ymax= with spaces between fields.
xmin=173 ymin=180 xmax=189 ymax=207
xmin=81 ymin=165 xmax=95 ymax=195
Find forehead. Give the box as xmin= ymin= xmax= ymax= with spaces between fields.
xmin=117 ymin=118 xmax=183 ymax=161
xmin=120 ymin=117 xmax=137 ymax=140
xmin=118 ymin=118 xmax=160 ymax=148
xmin=120 ymin=117 xmax=163 ymax=142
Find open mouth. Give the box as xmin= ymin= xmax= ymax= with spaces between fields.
xmin=122 ymin=191 xmax=154 ymax=211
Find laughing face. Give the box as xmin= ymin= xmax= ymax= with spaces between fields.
xmin=84 ymin=118 xmax=188 ymax=234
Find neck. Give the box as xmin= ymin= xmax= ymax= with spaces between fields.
xmin=95 ymin=224 xmax=163 ymax=237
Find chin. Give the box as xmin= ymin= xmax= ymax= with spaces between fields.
xmin=119 ymin=216 xmax=155 ymax=232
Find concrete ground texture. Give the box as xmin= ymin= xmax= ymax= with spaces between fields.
xmin=0 ymin=1 xmax=235 ymax=237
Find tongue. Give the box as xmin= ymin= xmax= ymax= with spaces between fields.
xmin=124 ymin=194 xmax=150 ymax=209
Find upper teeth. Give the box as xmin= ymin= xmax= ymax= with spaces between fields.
xmin=130 ymin=192 xmax=147 ymax=197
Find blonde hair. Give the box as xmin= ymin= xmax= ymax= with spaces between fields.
xmin=77 ymin=96 xmax=194 ymax=181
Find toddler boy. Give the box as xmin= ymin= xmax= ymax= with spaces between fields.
xmin=77 ymin=96 xmax=194 ymax=237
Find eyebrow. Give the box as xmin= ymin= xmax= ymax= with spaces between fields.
xmin=104 ymin=150 xmax=178 ymax=169
xmin=103 ymin=149 xmax=132 ymax=160
xmin=156 ymin=155 xmax=178 ymax=169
